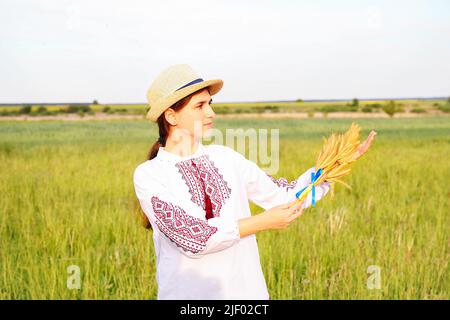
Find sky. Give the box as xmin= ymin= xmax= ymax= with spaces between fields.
xmin=0 ymin=0 xmax=449 ymax=103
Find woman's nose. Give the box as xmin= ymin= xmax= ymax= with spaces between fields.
xmin=205 ymin=104 xmax=216 ymax=118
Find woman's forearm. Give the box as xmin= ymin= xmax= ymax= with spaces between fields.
xmin=237 ymin=200 xmax=305 ymax=237
xmin=237 ymin=213 xmax=271 ymax=238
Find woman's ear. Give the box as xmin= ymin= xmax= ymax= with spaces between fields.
xmin=164 ymin=108 xmax=177 ymax=126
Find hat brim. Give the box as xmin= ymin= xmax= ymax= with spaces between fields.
xmin=146 ymin=79 xmax=223 ymax=122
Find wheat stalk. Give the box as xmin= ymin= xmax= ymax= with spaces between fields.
xmin=295 ymin=122 xmax=362 ymax=204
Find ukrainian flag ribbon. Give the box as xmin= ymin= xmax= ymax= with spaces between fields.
xmin=295 ymin=168 xmax=323 ymax=207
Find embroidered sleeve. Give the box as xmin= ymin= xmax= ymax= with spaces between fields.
xmin=133 ymin=165 xmax=241 ymax=259
xmin=266 ymin=175 xmax=297 ymax=190
xmin=150 ymin=196 xmax=218 ymax=254
xmin=231 ymin=149 xmax=330 ymax=210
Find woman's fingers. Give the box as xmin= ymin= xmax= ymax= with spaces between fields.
xmin=361 ymin=130 xmax=377 ymax=151
xmin=289 ymin=201 xmax=305 ymax=221
xmin=283 ymin=199 xmax=299 ymax=209
xmin=289 ymin=200 xmax=304 ymax=214
xmin=281 ymin=201 xmax=295 ymax=209
xmin=355 ymin=130 xmax=377 ymax=160
xmin=290 ymin=207 xmax=304 ymax=220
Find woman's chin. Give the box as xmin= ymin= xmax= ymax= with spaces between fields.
xmin=202 ymin=127 xmax=214 ymax=139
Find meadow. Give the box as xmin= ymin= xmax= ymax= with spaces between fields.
xmin=0 ymin=117 xmax=449 ymax=299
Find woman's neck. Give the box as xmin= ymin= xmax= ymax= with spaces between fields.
xmin=164 ymin=134 xmax=199 ymax=157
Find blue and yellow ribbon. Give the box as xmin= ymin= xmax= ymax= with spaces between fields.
xmin=295 ymin=168 xmax=323 ymax=207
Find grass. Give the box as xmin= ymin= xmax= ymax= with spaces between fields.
xmin=0 ymin=117 xmax=449 ymax=299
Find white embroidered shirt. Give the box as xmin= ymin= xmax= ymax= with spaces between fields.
xmin=133 ymin=142 xmax=330 ymax=300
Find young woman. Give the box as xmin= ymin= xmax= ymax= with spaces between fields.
xmin=133 ymin=64 xmax=362 ymax=300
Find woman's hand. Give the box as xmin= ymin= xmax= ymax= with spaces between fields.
xmin=354 ymin=130 xmax=377 ymax=161
xmin=262 ymin=200 xmax=305 ymax=230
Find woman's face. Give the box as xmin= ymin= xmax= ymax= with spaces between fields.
xmin=168 ymin=88 xmax=216 ymax=140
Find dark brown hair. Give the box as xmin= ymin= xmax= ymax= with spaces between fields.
xmin=140 ymin=87 xmax=210 ymax=230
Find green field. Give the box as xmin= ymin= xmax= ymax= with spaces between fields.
xmin=0 ymin=117 xmax=449 ymax=299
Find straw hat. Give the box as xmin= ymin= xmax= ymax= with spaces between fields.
xmin=146 ymin=64 xmax=223 ymax=122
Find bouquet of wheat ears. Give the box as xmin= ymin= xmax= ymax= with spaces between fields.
xmin=294 ymin=123 xmax=377 ymax=206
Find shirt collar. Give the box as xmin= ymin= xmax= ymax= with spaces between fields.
xmin=156 ymin=141 xmax=206 ymax=164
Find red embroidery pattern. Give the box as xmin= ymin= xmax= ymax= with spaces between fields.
xmin=267 ymin=174 xmax=297 ymax=190
xmin=176 ymin=155 xmax=231 ymax=218
xmin=151 ymin=196 xmax=218 ymax=254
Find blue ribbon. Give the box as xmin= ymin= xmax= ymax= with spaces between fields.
xmin=295 ymin=168 xmax=323 ymax=207
xmin=175 ymin=78 xmax=204 ymax=91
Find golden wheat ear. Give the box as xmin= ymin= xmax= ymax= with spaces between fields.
xmin=296 ymin=122 xmax=364 ymax=205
